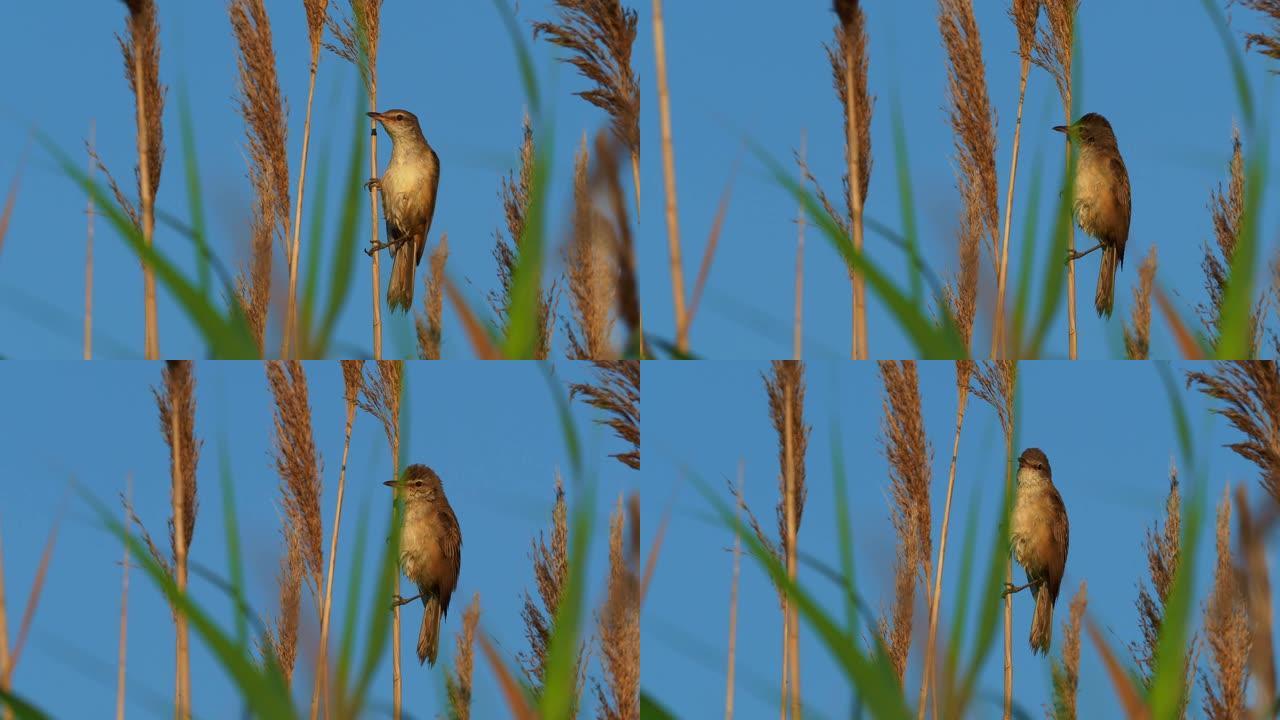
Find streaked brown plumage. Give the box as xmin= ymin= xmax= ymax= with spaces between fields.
xmin=368 ymin=109 xmax=440 ymax=312
xmin=1006 ymin=447 xmax=1070 ymax=655
xmin=385 ymin=464 xmax=461 ymax=666
xmin=1056 ymin=112 xmax=1131 ymax=317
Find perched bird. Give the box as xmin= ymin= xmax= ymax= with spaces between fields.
xmin=367 ymin=109 xmax=441 ymax=312
xmin=1004 ymin=447 xmax=1070 ymax=655
xmin=1054 ymin=112 xmax=1132 ymax=317
xmin=385 ymin=464 xmax=461 ymax=666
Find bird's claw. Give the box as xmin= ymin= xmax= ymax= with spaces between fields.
xmin=1000 ymin=582 xmax=1018 ymax=598
xmin=365 ymin=178 xmax=381 ymax=192
xmin=390 ymin=593 xmax=414 ymax=609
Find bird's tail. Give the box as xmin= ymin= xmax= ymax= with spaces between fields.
xmin=1030 ymin=586 xmax=1054 ymax=655
xmin=418 ymin=595 xmax=441 ymax=666
xmin=1095 ymin=244 xmax=1119 ymax=317
xmin=387 ymin=243 xmax=416 ymax=313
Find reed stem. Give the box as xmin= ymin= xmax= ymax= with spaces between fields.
xmin=283 ymin=61 xmax=321 ymax=359
xmin=992 ymin=64 xmax=1029 ymax=358
xmin=651 ymin=0 xmax=688 ymax=354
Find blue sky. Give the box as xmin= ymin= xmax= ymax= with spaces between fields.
xmin=0 ymin=360 xmax=638 ymax=718
xmin=643 ymin=360 xmax=1279 ymax=717
xmin=638 ymin=2 xmax=1280 ymax=359
xmin=0 ymin=2 xmax=630 ymax=358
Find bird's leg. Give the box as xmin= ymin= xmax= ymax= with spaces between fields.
xmin=364 ymin=234 xmax=413 ymax=257
xmin=365 ymin=177 xmax=382 ymax=192
xmin=1001 ymin=578 xmax=1042 ymax=598
xmin=390 ymin=592 xmax=422 ymax=609
xmin=1066 ymin=243 xmax=1102 ymax=263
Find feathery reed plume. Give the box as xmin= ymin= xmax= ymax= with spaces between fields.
xmin=447 ymin=593 xmax=481 ymax=720
xmin=116 ymin=477 xmax=130 ymax=720
xmin=725 ymin=463 xmax=744 ymax=720
xmin=1199 ymin=130 xmax=1260 ymax=354
xmin=356 ymin=360 xmax=402 ymax=716
xmin=416 ymin=234 xmax=449 ymax=360
xmin=85 ymin=123 xmax=95 ymax=361
xmin=1049 ymin=581 xmax=1087 ymax=720
xmin=153 ymin=360 xmax=199 ymax=718
xmin=593 ymin=132 xmax=641 ymax=353
xmin=938 ymin=0 xmax=997 ymax=355
xmin=1124 ymin=246 xmax=1158 ymax=359
xmin=519 ymin=475 xmax=585 ymax=709
xmin=565 ymin=136 xmax=617 ymax=359
xmin=491 ymin=116 xmax=555 ymax=358
xmin=1187 ymin=361 xmax=1280 ymax=505
xmin=532 ymin=0 xmax=640 ymax=211
xmin=118 ymin=0 xmax=165 ymax=359
xmin=328 ymin=0 xmax=384 ymax=358
xmin=262 ymin=522 xmax=303 ymax=682
xmin=310 ymin=361 xmax=363 ymax=719
xmin=917 ymin=359 xmax=976 ymax=718
xmin=651 ymin=0 xmax=688 ymax=353
xmin=570 ymin=361 xmax=640 ymax=470
xmin=594 ymin=496 xmax=640 ymax=720
xmin=1130 ymin=465 xmax=1196 ymax=717
xmin=991 ymin=0 xmax=1040 ymax=357
xmin=1233 ymin=486 xmax=1276 ymax=712
xmin=876 ymin=361 xmax=933 ymax=683
xmin=281 ymin=0 xmax=332 ymax=358
xmin=230 ymin=0 xmax=291 ymax=353
xmin=1199 ymin=488 xmax=1251 ymax=719
xmin=970 ymin=360 xmax=1016 ymax=720
xmin=1238 ymin=0 xmax=1280 ymax=66
xmin=1033 ymin=0 xmax=1079 ymax=358
xmin=831 ymin=0 xmax=873 ymax=359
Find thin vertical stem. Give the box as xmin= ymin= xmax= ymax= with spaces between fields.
xmin=844 ymin=36 xmax=866 ymax=360
xmin=1002 ymin=433 xmax=1013 ymax=720
xmin=132 ymin=27 xmax=159 ymax=360
xmin=630 ymin=150 xmax=641 ymax=222
xmin=85 ymin=121 xmax=95 ymax=361
xmin=784 ymin=387 xmax=801 ymax=720
xmin=171 ymin=396 xmax=190 ymax=720
xmin=283 ymin=61 xmax=321 ymax=359
xmin=917 ymin=386 xmax=969 ymax=718
xmin=310 ymin=400 xmax=355 ymax=720
xmin=793 ymin=133 xmax=806 ymax=362
xmin=0 ymin=521 xmax=11 ymax=720
xmin=779 ymin=615 xmax=789 ymax=720
xmin=1064 ymin=105 xmax=1077 ymax=360
xmin=992 ymin=65 xmax=1029 ymax=359
xmin=369 ymin=89 xmax=383 ymax=360
xmin=391 ymin=419 xmax=401 ymax=720
xmin=725 ymin=461 xmax=743 ymax=720
xmin=651 ymin=0 xmax=688 ymax=354
xmin=117 ymin=476 xmax=131 ymax=720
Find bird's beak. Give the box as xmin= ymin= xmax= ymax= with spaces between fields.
xmin=367 ymin=111 xmax=384 ymax=121
xmin=1052 ymin=124 xmax=1068 ymax=134
xmin=383 ymin=479 xmax=399 ymax=488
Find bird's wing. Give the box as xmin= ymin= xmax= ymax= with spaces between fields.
xmin=1109 ymin=154 xmax=1132 ymax=265
xmin=415 ymin=148 xmax=441 ymax=267
xmin=437 ymin=501 xmax=462 ymax=616
xmin=1048 ymin=486 xmax=1069 ymax=601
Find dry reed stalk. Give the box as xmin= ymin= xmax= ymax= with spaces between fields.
xmin=937 ymin=0 xmax=996 ymax=357
xmin=490 ymin=116 xmax=555 ymax=358
xmin=651 ymin=0 xmax=688 ymax=353
xmin=119 ymin=0 xmax=165 ymax=359
xmin=417 ymin=234 xmax=449 ymax=360
xmin=569 ymin=361 xmax=640 ymax=469
xmin=565 ymin=136 xmax=617 ymax=359
xmin=230 ymin=0 xmax=291 ymax=354
xmin=970 ymin=361 xmax=1016 ymax=720
xmin=1049 ymin=582 xmax=1086 ymax=720
xmin=310 ymin=361 xmax=362 ymax=720
xmin=593 ymin=132 xmax=641 ymax=354
xmin=281 ymin=0 xmax=331 ymax=358
xmin=725 ymin=462 xmax=744 ymax=720
xmin=328 ymin=0 xmax=384 ymax=358
xmin=116 ymin=477 xmax=131 ymax=720
xmin=356 ymin=360 xmax=402 ymax=717
xmin=447 ymin=594 xmax=481 ymax=720
xmin=991 ymin=0 xmax=1039 ymax=358
xmin=1199 ymin=130 xmax=1260 ymax=355
xmin=85 ymin=123 xmax=95 ymax=360
xmin=1032 ymin=0 xmax=1079 ymax=358
xmin=0 ymin=157 xmax=18 ymax=259
xmin=832 ymin=0 xmax=873 ymax=359
xmin=876 ymin=361 xmax=933 ymax=683
xmin=1130 ymin=465 xmax=1196 ymax=717
xmin=1199 ymin=488 xmax=1251 ymax=719
xmin=594 ymin=496 xmax=640 ymax=720
xmin=531 ymin=0 xmax=640 ymax=212
xmin=1238 ymin=0 xmax=1280 ymax=65
xmin=1187 ymin=361 xmax=1280 ymax=505
xmin=1233 ymin=487 xmax=1276 ymax=715
xmin=154 ymin=361 xmax=199 ymax=718
xmin=1124 ymin=247 xmax=1157 ymax=360
xmin=917 ymin=362 xmax=974 ymax=719
xmin=264 ymin=361 xmax=324 ymax=683
xmin=793 ymin=134 xmax=806 ymax=361
xmin=519 ymin=475 xmax=585 ymax=709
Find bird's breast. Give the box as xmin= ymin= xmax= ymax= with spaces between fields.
xmin=400 ymin=504 xmax=449 ymax=587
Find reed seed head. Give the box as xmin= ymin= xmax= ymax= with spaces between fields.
xmin=1187 ymin=361 xmax=1280 ymax=505
xmin=1199 ymin=488 xmax=1251 ymax=719
xmin=153 ymin=360 xmax=200 ymax=562
xmin=417 ymin=235 xmax=449 ymax=360
xmin=1124 ymin=246 xmax=1158 ymax=360
xmin=570 ymin=361 xmax=640 ymax=470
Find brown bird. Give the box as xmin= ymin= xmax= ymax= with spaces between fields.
xmin=367 ymin=109 xmax=441 ymax=312
xmin=385 ymin=464 xmax=461 ymax=666
xmin=1055 ymin=112 xmax=1131 ymax=317
xmin=1004 ymin=447 xmax=1070 ymax=655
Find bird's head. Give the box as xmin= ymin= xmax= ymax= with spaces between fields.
xmin=369 ymin=109 xmax=424 ymax=143
xmin=1052 ymin=112 xmax=1116 ymax=148
xmin=1017 ymin=447 xmax=1053 ymax=479
xmin=384 ymin=464 xmax=444 ymax=502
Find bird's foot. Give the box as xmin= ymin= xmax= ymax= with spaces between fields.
xmin=365 ymin=177 xmax=382 ymax=192
xmin=390 ymin=593 xmax=420 ymax=609
xmin=365 ymin=235 xmax=411 ymax=257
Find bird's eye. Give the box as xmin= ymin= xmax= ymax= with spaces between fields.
xmin=396 ymin=114 xmax=405 ymax=120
